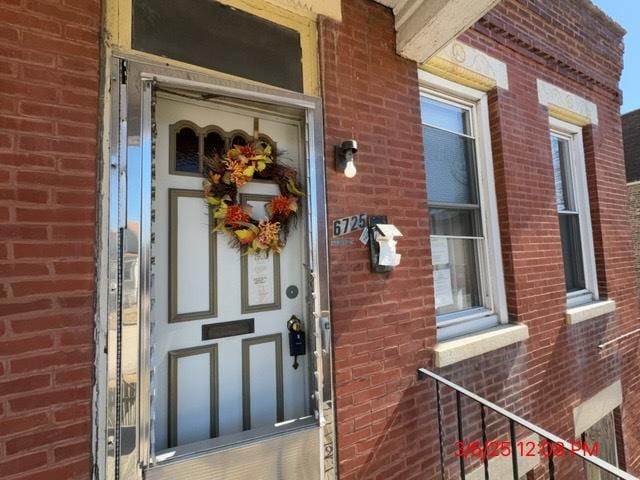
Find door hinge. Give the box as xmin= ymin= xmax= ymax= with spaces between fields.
xmin=120 ymin=60 xmax=128 ymax=85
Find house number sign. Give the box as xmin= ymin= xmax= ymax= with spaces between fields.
xmin=332 ymin=214 xmax=367 ymax=237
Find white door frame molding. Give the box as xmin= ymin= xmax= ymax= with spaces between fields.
xmin=101 ymin=52 xmax=333 ymax=480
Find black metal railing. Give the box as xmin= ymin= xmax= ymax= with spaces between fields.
xmin=418 ymin=368 xmax=637 ymax=480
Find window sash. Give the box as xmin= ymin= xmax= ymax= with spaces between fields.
xmin=423 ymin=92 xmax=494 ymax=326
xmin=549 ymin=121 xmax=598 ymax=304
xmin=418 ymin=70 xmax=507 ymax=342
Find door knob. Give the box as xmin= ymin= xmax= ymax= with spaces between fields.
xmin=287 ymin=315 xmax=302 ymax=333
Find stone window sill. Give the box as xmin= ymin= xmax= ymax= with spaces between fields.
xmin=433 ymin=324 xmax=529 ymax=368
xmin=566 ymin=300 xmax=616 ymax=325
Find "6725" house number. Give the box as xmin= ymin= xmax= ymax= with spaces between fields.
xmin=332 ymin=214 xmax=367 ymax=237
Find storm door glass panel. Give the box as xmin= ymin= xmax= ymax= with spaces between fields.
xmin=175 ymin=126 xmax=200 ymax=173
xmin=423 ymin=96 xmax=484 ymax=316
xmin=551 ymin=135 xmax=586 ymax=292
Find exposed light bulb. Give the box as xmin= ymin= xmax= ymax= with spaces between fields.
xmin=344 ymin=159 xmax=357 ymax=178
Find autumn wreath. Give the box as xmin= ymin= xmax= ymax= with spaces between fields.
xmin=202 ymin=141 xmax=305 ymax=255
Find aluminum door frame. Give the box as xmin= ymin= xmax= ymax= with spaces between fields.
xmin=104 ymin=52 xmax=334 ymax=480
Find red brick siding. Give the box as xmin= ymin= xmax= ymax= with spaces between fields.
xmin=320 ymin=0 xmax=640 ymax=478
xmin=0 ymin=0 xmax=100 ymax=479
xmin=628 ymin=183 xmax=640 ymax=280
xmin=319 ymin=1 xmax=436 ymax=477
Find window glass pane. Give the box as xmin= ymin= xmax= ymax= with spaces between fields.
xmin=551 ymin=135 xmax=574 ymax=211
xmin=559 ymin=213 xmax=586 ymax=291
xmin=430 ymin=208 xmax=482 ymax=237
xmin=204 ymin=131 xmax=225 ymax=158
xmin=175 ymin=127 xmax=200 ymax=173
xmin=431 ymin=238 xmax=482 ymax=315
xmin=421 ymin=97 xmax=470 ymax=134
xmin=424 ymin=125 xmax=478 ymax=204
xmin=231 ymin=134 xmax=248 ymax=147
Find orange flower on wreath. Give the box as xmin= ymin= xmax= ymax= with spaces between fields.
xmin=226 ymin=159 xmax=251 ymax=186
xmin=237 ymin=144 xmax=257 ymax=159
xmin=268 ymin=195 xmax=298 ymax=217
xmin=225 ymin=204 xmax=250 ymax=227
xmin=257 ymin=220 xmax=281 ymax=248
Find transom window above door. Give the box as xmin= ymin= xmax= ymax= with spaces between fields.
xmin=420 ymin=77 xmax=507 ymax=341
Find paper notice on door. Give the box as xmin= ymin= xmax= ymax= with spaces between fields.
xmin=434 ymin=269 xmax=453 ymax=308
xmin=431 ymin=238 xmax=449 ymax=266
xmin=248 ymin=252 xmax=275 ymax=306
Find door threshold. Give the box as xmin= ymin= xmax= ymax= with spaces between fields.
xmin=152 ymin=416 xmax=317 ymax=466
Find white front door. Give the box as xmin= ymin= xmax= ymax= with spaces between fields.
xmin=151 ymin=92 xmax=310 ymax=451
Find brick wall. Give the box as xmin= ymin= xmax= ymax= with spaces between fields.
xmin=319 ymin=0 xmax=640 ymax=478
xmin=319 ymin=2 xmax=437 ymax=477
xmin=628 ymin=183 xmax=640 ymax=285
xmin=0 ymin=1 xmax=101 ymax=479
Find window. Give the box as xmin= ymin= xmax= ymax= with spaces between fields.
xmin=420 ymin=74 xmax=506 ymax=341
xmin=548 ymin=118 xmax=598 ymax=307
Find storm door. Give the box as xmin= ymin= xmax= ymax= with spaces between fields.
xmin=151 ymin=91 xmax=311 ymax=452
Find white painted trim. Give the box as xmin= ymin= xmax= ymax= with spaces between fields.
xmin=537 ymin=79 xmax=599 ymax=125
xmin=419 ymin=71 xmax=508 ymax=340
xmin=573 ymin=381 xmax=623 ymax=436
xmin=433 ymin=324 xmax=529 ymax=368
xmin=393 ymin=0 xmax=501 ymax=63
xmin=466 ymin=434 xmax=540 ymax=480
xmin=566 ymin=300 xmax=616 ymax=325
xmin=428 ymin=40 xmax=509 ymax=90
xmin=549 ymin=117 xmax=599 ymax=305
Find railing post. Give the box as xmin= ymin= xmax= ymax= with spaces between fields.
xmin=435 ymin=380 xmax=446 ymax=480
xmin=509 ymin=419 xmax=519 ymax=479
xmin=456 ymin=390 xmax=465 ymax=479
xmin=480 ymin=404 xmax=489 ymax=480
xmin=548 ymin=446 xmax=555 ymax=480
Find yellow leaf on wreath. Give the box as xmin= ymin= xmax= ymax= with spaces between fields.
xmin=286 ymin=179 xmax=305 ymax=196
xmin=213 ymin=203 xmax=227 ymax=218
xmin=243 ymin=165 xmax=255 ymax=177
xmin=235 ymin=229 xmax=257 ymax=245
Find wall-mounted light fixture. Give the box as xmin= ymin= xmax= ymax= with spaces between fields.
xmin=335 ymin=140 xmax=358 ymax=178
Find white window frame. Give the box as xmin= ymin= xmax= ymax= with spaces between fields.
xmin=548 ymin=117 xmax=599 ymax=308
xmin=419 ymin=70 xmax=507 ymax=341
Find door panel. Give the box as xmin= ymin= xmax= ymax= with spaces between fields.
xmin=169 ymin=189 xmax=217 ymax=322
xmin=242 ymin=335 xmax=283 ymax=430
xmin=152 ymin=92 xmax=309 ymax=452
xmin=168 ymin=345 xmax=218 ymax=447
